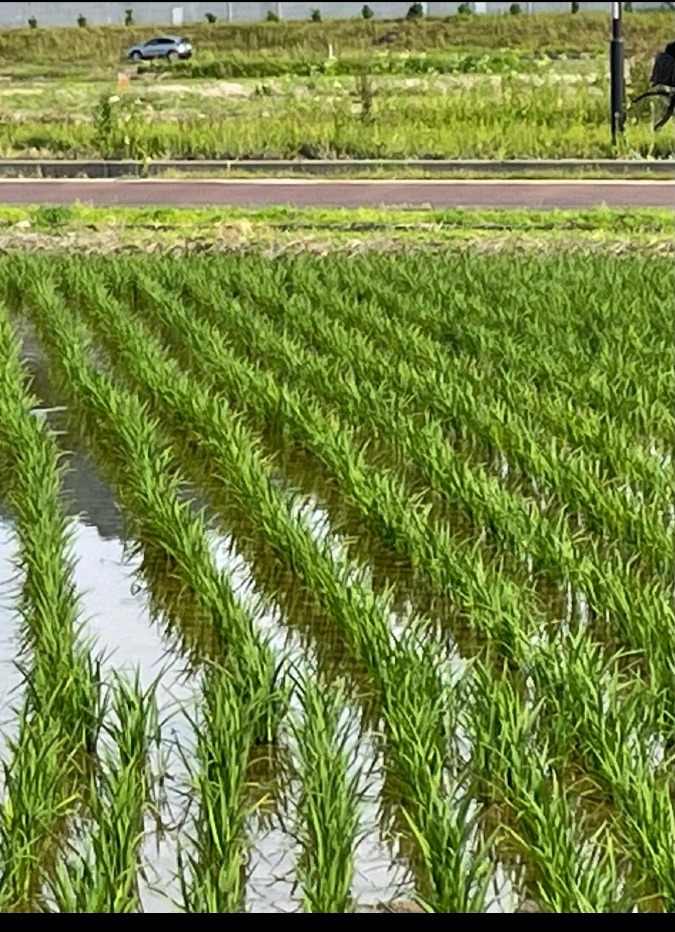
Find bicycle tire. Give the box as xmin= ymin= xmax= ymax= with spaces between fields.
xmin=626 ymin=89 xmax=675 ymax=132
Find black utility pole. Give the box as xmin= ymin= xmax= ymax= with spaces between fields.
xmin=610 ymin=2 xmax=625 ymax=145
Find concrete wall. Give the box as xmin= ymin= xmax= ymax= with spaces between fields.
xmin=4 ymin=1 xmax=668 ymax=29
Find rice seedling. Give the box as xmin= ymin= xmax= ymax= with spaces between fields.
xmin=46 ymin=672 xmax=159 ymax=913
xmin=63 ymin=262 xmax=542 ymax=666
xmin=0 ymin=249 xmax=670 ymax=913
xmin=290 ymin=676 xmax=362 ymax=913
xmin=0 ymin=302 xmax=104 ymax=911
xmin=30 ymin=261 xmax=496 ymax=911
xmin=16 ymin=273 xmax=285 ymax=743
xmin=178 ymin=664 xmax=259 ymax=913
xmin=106 ymin=259 xmax=673 ymax=699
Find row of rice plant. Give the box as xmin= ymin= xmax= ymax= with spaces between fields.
xmin=23 ymin=261 xmax=499 ymax=912
xmin=108 ymin=257 xmax=673 ymax=703
xmin=289 ymin=677 xmax=362 ymax=914
xmin=170 ymin=253 xmax=671 ymax=496
xmin=47 ymin=673 xmax=158 ymax=912
xmin=0 ymin=252 xmax=671 ymax=911
xmin=69 ymin=263 xmax=542 ymax=666
xmin=5 ymin=273 xmax=289 ymax=911
xmin=196 ymin=256 xmax=671 ymax=569
xmin=0 ymin=303 xmax=104 ymax=911
xmin=108 ymin=258 xmax=674 ymax=907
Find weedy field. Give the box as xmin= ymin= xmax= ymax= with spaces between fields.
xmin=0 ymin=251 xmax=673 ymax=912
xmin=0 ymin=11 xmax=673 ymax=160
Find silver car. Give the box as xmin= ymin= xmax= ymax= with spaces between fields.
xmin=125 ymin=36 xmax=193 ymax=62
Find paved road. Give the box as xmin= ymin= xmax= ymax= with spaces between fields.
xmin=0 ymin=179 xmax=672 ymax=209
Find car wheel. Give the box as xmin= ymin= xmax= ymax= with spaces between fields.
xmin=130 ymin=51 xmax=142 ymax=62
xmin=167 ymin=50 xmax=178 ymax=61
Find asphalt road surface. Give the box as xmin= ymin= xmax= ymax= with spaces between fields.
xmin=0 ymin=179 xmax=671 ymax=209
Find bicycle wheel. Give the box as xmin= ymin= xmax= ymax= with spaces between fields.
xmin=626 ymin=90 xmax=675 ymax=133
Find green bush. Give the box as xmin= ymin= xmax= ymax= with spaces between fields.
xmin=362 ymin=5 xmax=374 ymax=19
xmin=205 ymin=12 xmax=217 ymax=24
xmin=406 ymin=3 xmax=425 ymax=20
xmin=137 ymin=48 xmax=541 ymax=81
xmin=28 ymin=16 xmax=37 ymax=29
xmin=77 ymin=14 xmax=87 ymax=28
xmin=310 ymin=9 xmax=322 ymax=22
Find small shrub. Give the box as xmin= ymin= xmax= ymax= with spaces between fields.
xmin=77 ymin=13 xmax=87 ymax=28
xmin=125 ymin=9 xmax=134 ymax=26
xmin=362 ymin=4 xmax=374 ymax=18
xmin=266 ymin=10 xmax=279 ymax=21
xmin=406 ymin=2 xmax=425 ymax=20
xmin=624 ymin=0 xmax=633 ymax=10
xmin=509 ymin=3 xmax=522 ymax=13
xmin=205 ymin=12 xmax=217 ymax=23
xmin=34 ymin=205 xmax=74 ymax=229
xmin=310 ymin=8 xmax=322 ymax=21
xmin=28 ymin=16 xmax=38 ymax=29
xmin=571 ymin=1 xmax=580 ymax=11
xmin=457 ymin=2 xmax=472 ymax=15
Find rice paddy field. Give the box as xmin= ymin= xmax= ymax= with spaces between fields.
xmin=0 ymin=248 xmax=673 ymax=912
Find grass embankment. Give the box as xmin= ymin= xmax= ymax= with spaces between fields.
xmin=0 ymin=205 xmax=671 ymax=257
xmin=1 ymin=12 xmax=671 ymax=75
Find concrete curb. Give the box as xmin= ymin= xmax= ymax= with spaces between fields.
xmin=0 ymin=159 xmax=671 ymax=178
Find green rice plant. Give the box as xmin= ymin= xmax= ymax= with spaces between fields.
xmin=178 ymin=664 xmax=265 ymax=913
xmin=528 ymin=630 xmax=675 ymax=908
xmin=0 ymin=302 xmax=105 ymax=911
xmin=71 ymin=263 xmax=540 ymax=667
xmin=110 ymin=260 xmax=673 ymax=697
xmin=10 ymin=271 xmax=286 ymax=750
xmin=36 ymin=259 xmax=495 ymax=911
xmin=464 ymin=650 xmax=640 ymax=911
xmin=1 ymin=252 xmax=669 ymax=912
xmin=508 ymin=774 xmax=631 ymax=913
xmin=47 ymin=672 xmax=159 ymax=912
xmin=468 ymin=659 xmax=545 ymax=807
xmin=0 ymin=705 xmax=80 ymax=912
xmin=378 ymin=638 xmax=493 ymax=913
xmin=0 ymin=304 xmax=102 ymax=748
xmin=291 ymin=677 xmax=362 ymax=913
xmin=174 ymin=257 xmax=671 ymax=674
xmin=191 ymin=253 xmax=670 ymax=511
